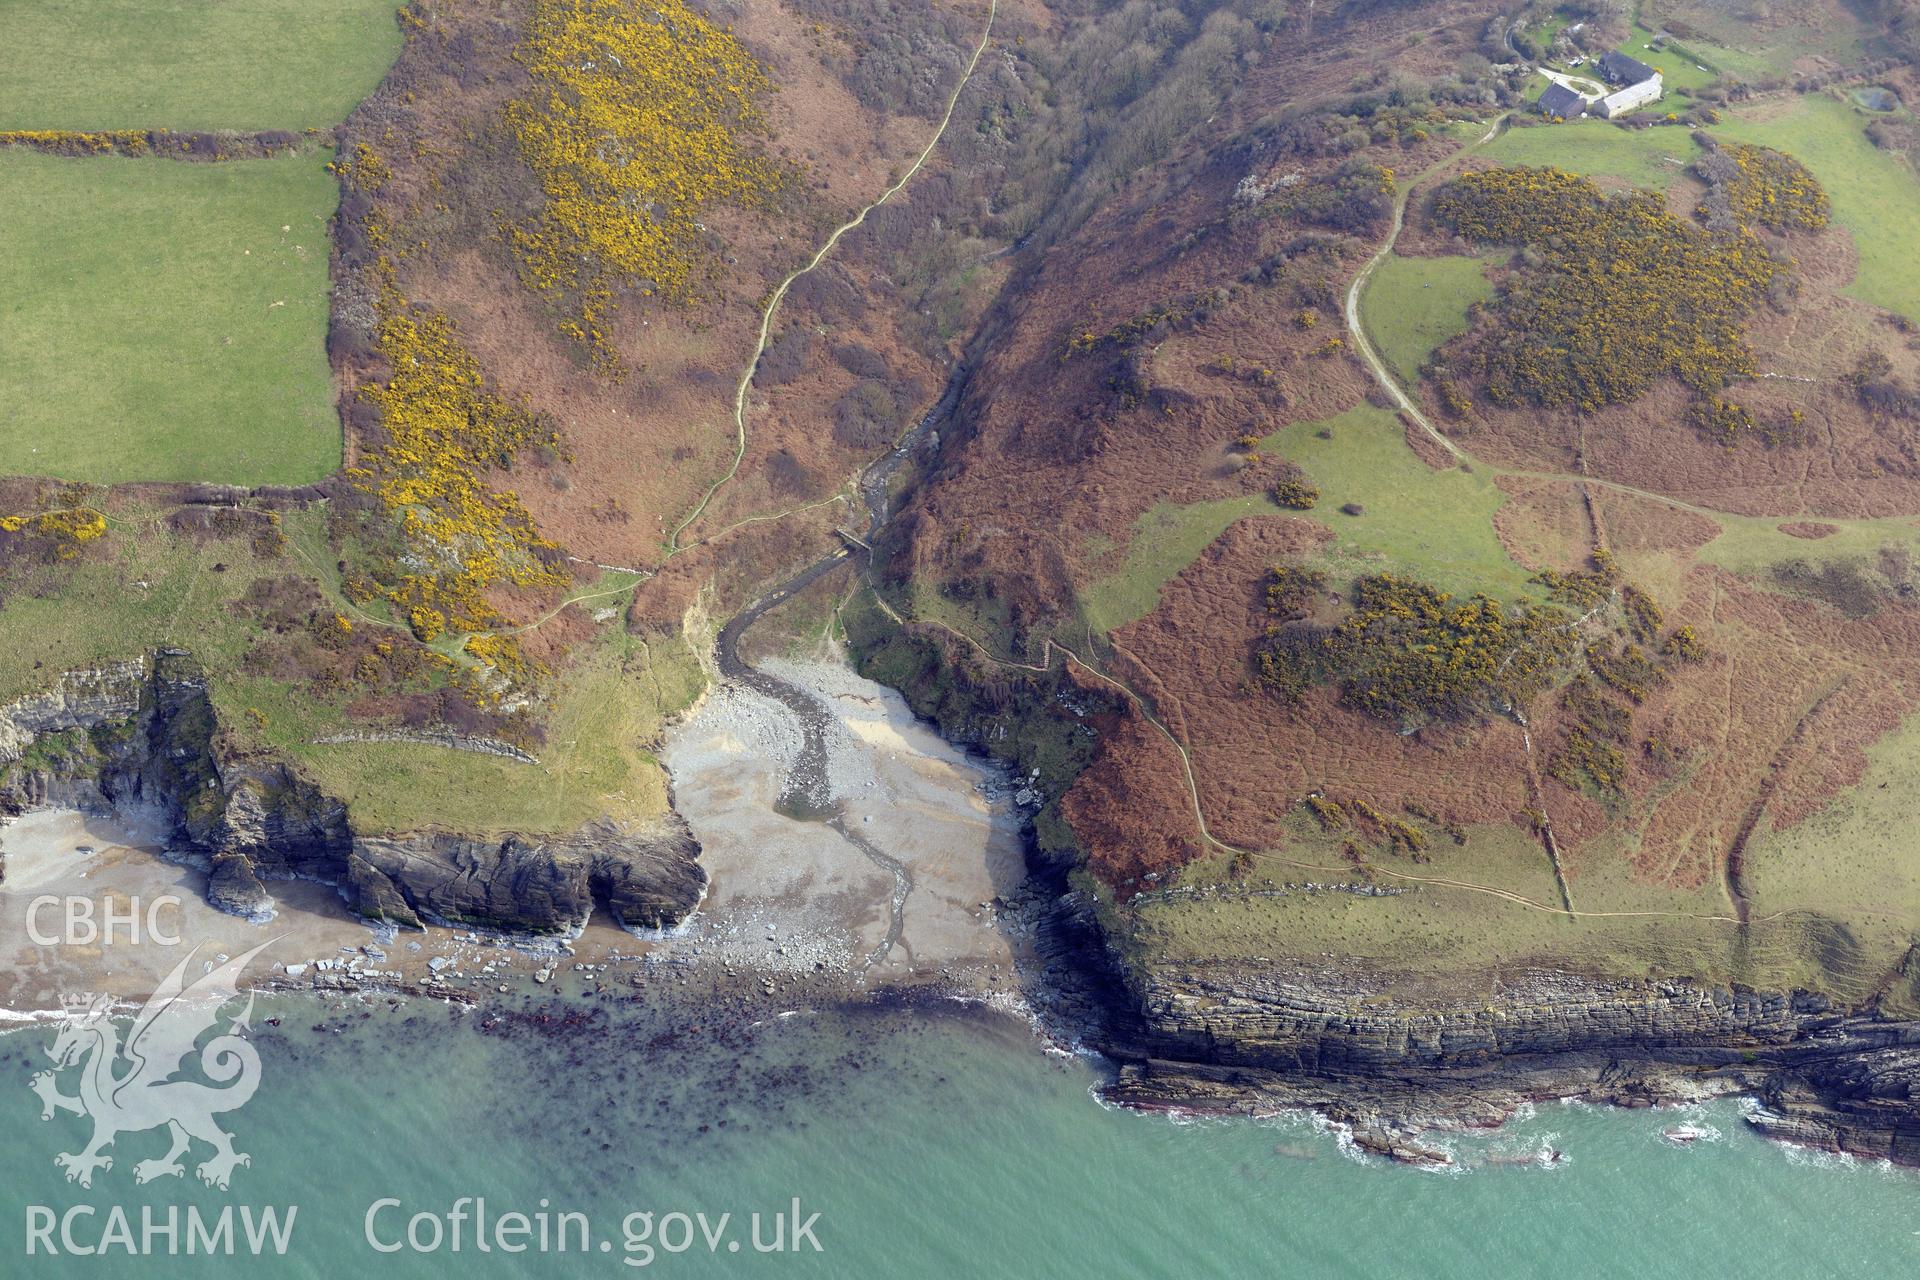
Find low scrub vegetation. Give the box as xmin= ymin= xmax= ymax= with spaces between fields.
xmin=1270 ymin=469 xmax=1320 ymax=509
xmin=503 ymin=0 xmax=790 ymax=370
xmin=1694 ymin=139 xmax=1829 ymax=233
xmin=1246 ymin=158 xmax=1397 ymax=234
xmin=1847 ymin=350 xmax=1920 ymax=420
xmin=0 ymin=484 xmax=108 ymax=564
xmin=787 ymin=0 xmax=976 ymax=120
xmin=348 ymin=278 xmax=567 ymax=694
xmin=1063 ymin=290 xmax=1225 ymax=360
xmin=1254 ymin=549 xmax=1705 ymax=794
xmin=0 ymin=129 xmax=311 ymax=161
xmin=1429 ymin=165 xmax=1793 ymax=411
xmin=1255 ymin=571 xmax=1577 ymax=727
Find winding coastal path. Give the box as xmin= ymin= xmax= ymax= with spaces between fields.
xmin=680 ymin=0 xmax=999 ymax=971
xmin=667 ymin=0 xmax=998 ymax=553
xmin=692 ymin=24 xmax=1790 ymax=936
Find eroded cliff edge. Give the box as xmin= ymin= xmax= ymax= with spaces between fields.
xmin=1100 ymin=962 xmax=1920 ymax=1165
xmin=0 ymin=652 xmax=705 ymax=937
xmin=844 ymin=604 xmax=1920 ymax=1166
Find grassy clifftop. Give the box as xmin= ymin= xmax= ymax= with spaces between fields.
xmin=0 ymin=0 xmax=405 ymax=132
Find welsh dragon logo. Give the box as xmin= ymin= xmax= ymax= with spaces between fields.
xmin=29 ymin=940 xmax=276 ymax=1190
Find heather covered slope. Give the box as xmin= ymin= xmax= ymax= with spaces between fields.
xmin=862 ymin=0 xmax=1920 ymax=1020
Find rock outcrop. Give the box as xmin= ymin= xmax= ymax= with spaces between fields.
xmin=1117 ymin=964 xmax=1847 ymax=1076
xmin=1087 ymin=953 xmax=1920 ymax=1166
xmin=843 ymin=613 xmax=1920 ymax=1166
xmin=1749 ymin=1047 xmax=1920 ymax=1163
xmin=352 ymin=821 xmax=705 ymax=935
xmin=0 ymin=651 xmax=706 ymax=935
xmin=0 ymin=660 xmax=148 ymax=765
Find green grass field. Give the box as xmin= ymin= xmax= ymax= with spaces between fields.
xmin=1076 ymin=403 xmax=1542 ymax=638
xmin=1262 ymin=405 xmax=1541 ymax=602
xmin=1476 ymin=118 xmax=1696 ymax=189
xmin=1141 ymin=829 xmax=1857 ymax=998
xmin=1644 ymin=1 xmax=1866 ymax=80
xmin=0 ymin=149 xmax=341 ymax=486
xmin=0 ymin=0 xmax=403 ymax=132
xmin=1716 ymin=96 xmax=1920 ymax=323
xmin=1698 ymin=511 xmax=1920 ymax=578
xmin=1360 ymin=253 xmax=1497 ymax=384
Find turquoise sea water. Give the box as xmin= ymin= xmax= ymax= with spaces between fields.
xmin=1 ymin=991 xmax=1915 ymax=1277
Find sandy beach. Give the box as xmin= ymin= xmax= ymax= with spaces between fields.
xmin=659 ymin=656 xmax=1030 ymax=984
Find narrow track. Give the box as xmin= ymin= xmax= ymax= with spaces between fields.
xmin=683 ymin=0 xmax=1001 ymax=972
xmin=667 ymin=0 xmax=998 ymax=553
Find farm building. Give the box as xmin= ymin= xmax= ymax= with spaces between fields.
xmin=1598 ymin=74 xmax=1663 ymax=117
xmin=1598 ymin=50 xmax=1656 ymax=85
xmin=1536 ymin=83 xmax=1586 ymax=118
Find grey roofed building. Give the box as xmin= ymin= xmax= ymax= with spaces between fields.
xmin=1598 ymin=50 xmax=1656 ymax=85
xmin=1536 ymin=83 xmax=1585 ymax=118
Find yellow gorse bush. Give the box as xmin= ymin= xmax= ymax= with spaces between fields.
xmin=1432 ymin=165 xmax=1788 ymax=410
xmin=504 ymin=0 xmax=787 ymax=369
xmin=326 ymin=142 xmax=391 ymax=192
xmin=462 ymin=632 xmax=543 ymax=688
xmin=0 ymin=508 xmax=107 ymax=551
xmin=1 ymin=482 xmax=108 ymax=558
xmin=1711 ymin=143 xmax=1830 ymax=232
xmin=351 ymin=284 xmax=568 ymax=645
xmin=1256 ymin=572 xmax=1578 ymax=726
xmin=0 ymin=130 xmax=150 ymax=155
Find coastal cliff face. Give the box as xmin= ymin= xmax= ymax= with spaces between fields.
xmin=844 ymin=615 xmax=1920 ymax=1164
xmin=1116 ymin=964 xmax=1849 ymax=1077
xmin=0 ymin=652 xmax=705 ymax=936
xmin=1096 ymin=958 xmax=1920 ymax=1152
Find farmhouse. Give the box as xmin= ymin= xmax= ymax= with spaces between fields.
xmin=1598 ymin=73 xmax=1663 ymax=117
xmin=1536 ymin=82 xmax=1586 ymax=119
xmin=1589 ymin=47 xmax=1663 ymax=117
xmin=1598 ymin=50 xmax=1656 ymax=85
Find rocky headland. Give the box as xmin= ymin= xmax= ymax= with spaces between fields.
xmin=1092 ymin=959 xmax=1920 ymax=1166
xmin=0 ymin=651 xmax=705 ymax=937
xmin=838 ymin=611 xmax=1920 ymax=1169
xmin=12 ymin=640 xmax=1920 ymax=1171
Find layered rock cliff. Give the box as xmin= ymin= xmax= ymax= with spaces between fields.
xmin=0 ymin=652 xmax=705 ymax=936
xmin=1095 ymin=957 xmax=1920 ymax=1152
xmin=843 ymin=611 xmax=1920 ymax=1164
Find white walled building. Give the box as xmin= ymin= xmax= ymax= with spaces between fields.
xmin=1598 ymin=73 xmax=1663 ymax=118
